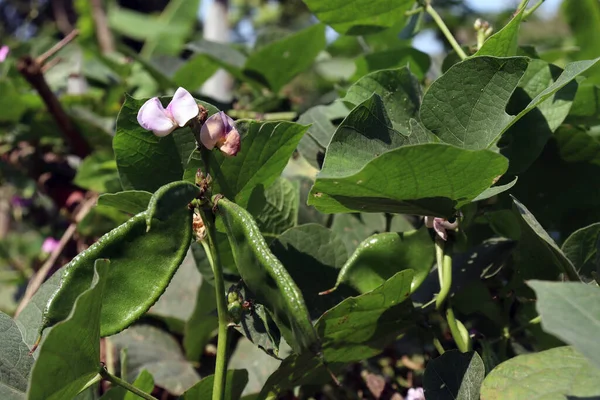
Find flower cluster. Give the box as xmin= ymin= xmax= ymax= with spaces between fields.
xmin=137 ymin=87 xmax=240 ymax=156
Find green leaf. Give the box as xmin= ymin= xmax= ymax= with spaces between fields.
xmin=342 ymin=67 xmax=423 ymax=136
xmin=352 ymin=48 xmax=431 ymax=81
xmin=316 ymin=270 xmax=415 ymax=363
xmin=42 ymin=205 xmax=192 ymax=337
xmin=109 ymin=325 xmax=200 ymax=395
xmin=309 ymin=143 xmax=508 ymax=217
xmin=140 ymin=0 xmax=201 ymax=58
xmin=481 ymin=346 xmax=600 ymax=399
xmin=421 ymin=56 xmax=600 ymax=151
xmin=475 ymin=2 xmax=527 ymax=57
xmin=332 ymin=227 xmax=434 ymax=295
xmin=246 ymin=177 xmax=299 ymax=238
xmin=0 ymin=312 xmax=35 ymax=399
xmin=0 ymin=80 xmax=28 ymax=123
xmin=74 ymin=152 xmax=121 ymax=193
xmin=27 ymin=260 xmax=109 ymax=400
xmin=562 ymin=0 xmax=600 ymax=83
xmin=529 ymin=280 xmax=600 ymax=369
xmin=102 ymin=370 xmax=155 ymax=400
xmin=183 ymin=370 xmax=248 ymax=400
xmin=113 ymin=94 xmax=184 ymax=192
xmin=173 ymin=55 xmax=220 ymax=89
xmin=561 ymin=222 xmax=600 ymax=277
xmin=185 ymin=39 xmax=250 ymax=85
xmin=244 ymin=24 xmax=326 ymax=92
xmin=555 ymin=125 xmax=600 ymax=166
xmin=234 ymin=297 xmax=281 ymax=358
xmin=270 ymin=224 xmax=350 ymax=319
xmin=500 ymin=60 xmax=578 ymax=174
xmin=472 ymin=177 xmax=518 ymax=202
xmin=199 ymin=121 xmax=309 ymax=208
xmin=302 ymin=0 xmax=413 ymax=35
xmin=511 ymin=196 xmax=580 ymax=282
xmin=423 ymin=350 xmax=485 ymax=400
xmin=420 ymin=56 xmax=528 ymax=150
xmin=97 ymin=191 xmax=152 ymax=215
xmin=567 ymin=82 xmax=600 ymax=125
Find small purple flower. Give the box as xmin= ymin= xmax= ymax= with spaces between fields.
xmin=41 ymin=237 xmax=60 ymax=254
xmin=0 ymin=45 xmax=9 ymax=62
xmin=137 ymin=87 xmax=199 ymax=137
xmin=11 ymin=196 xmax=32 ymax=208
xmin=406 ymin=387 xmax=425 ymax=400
xmin=200 ymin=111 xmax=241 ymax=156
xmin=425 ymin=216 xmax=458 ymax=241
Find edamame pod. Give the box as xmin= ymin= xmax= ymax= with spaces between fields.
xmin=215 ymin=196 xmax=319 ymax=354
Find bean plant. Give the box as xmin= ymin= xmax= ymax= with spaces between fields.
xmin=1 ymin=0 xmax=600 ymax=399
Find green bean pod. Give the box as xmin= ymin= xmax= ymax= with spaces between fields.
xmin=41 ymin=207 xmax=192 ymax=337
xmin=215 ymin=196 xmax=319 ymax=354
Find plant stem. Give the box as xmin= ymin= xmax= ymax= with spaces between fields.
xmin=405 ymin=6 xmax=424 ymax=16
xmin=432 ymin=336 xmax=445 ymax=355
xmin=200 ymin=209 xmax=230 ymax=400
xmin=446 ymin=307 xmax=471 ymax=353
xmin=424 ymin=2 xmax=468 ymax=60
xmin=435 ymin=239 xmax=452 ymax=310
xmin=100 ymin=368 xmax=158 ymax=400
xmin=523 ymin=0 xmax=544 ymax=19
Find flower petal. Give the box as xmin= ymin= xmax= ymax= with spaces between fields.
xmin=432 ymin=218 xmax=448 ymax=241
xmin=219 ymin=127 xmax=241 ymax=156
xmin=137 ymin=97 xmax=177 ymax=137
xmin=200 ymin=111 xmax=227 ymax=149
xmin=167 ymin=87 xmax=199 ymax=127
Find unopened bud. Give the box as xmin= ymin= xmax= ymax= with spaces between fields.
xmin=193 ymin=213 xmax=206 ymax=241
xmin=200 ymin=111 xmax=241 ymax=156
xmin=474 ymin=18 xmax=483 ymax=30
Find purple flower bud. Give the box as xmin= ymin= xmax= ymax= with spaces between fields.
xmin=0 ymin=45 xmax=9 ymax=63
xmin=425 ymin=216 xmax=458 ymax=241
xmin=200 ymin=111 xmax=241 ymax=156
xmin=41 ymin=237 xmax=60 ymax=254
xmin=406 ymin=387 xmax=425 ymax=400
xmin=137 ymin=87 xmax=199 ymax=137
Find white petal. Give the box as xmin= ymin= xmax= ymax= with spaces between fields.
xmin=137 ymin=97 xmax=177 ymax=137
xmin=199 ymin=112 xmax=226 ymax=149
xmin=168 ymin=87 xmax=199 ymax=127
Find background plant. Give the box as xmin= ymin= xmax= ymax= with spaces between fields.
xmin=1 ymin=0 xmax=600 ymax=399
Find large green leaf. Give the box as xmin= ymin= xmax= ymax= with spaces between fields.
xmin=481 ymin=346 xmax=600 ymax=399
xmin=99 ymin=369 xmax=155 ymax=400
xmin=182 ymin=370 xmax=248 ymax=400
xmin=567 ymin=82 xmax=600 ymax=125
xmin=511 ymin=197 xmax=580 ymax=282
xmin=423 ymin=350 xmax=485 ymax=400
xmin=420 ymin=56 xmax=600 ymax=150
xmin=172 ymin=55 xmax=220 ymax=90
xmin=27 ymin=260 xmax=109 ymax=400
xmin=316 ymin=270 xmax=415 ymax=363
xmin=109 ymin=325 xmax=200 ymax=395
xmin=529 ymin=280 xmax=600 ymax=369
xmin=331 ymin=227 xmax=434 ymax=295
xmin=0 ymin=312 xmax=35 ymax=399
xmin=246 ymin=177 xmax=299 ymax=239
xmin=555 ymin=125 xmax=600 ymax=166
xmin=341 ymin=67 xmax=424 ymax=137
xmin=196 ymin=121 xmax=308 ymax=208
xmin=244 ymin=24 xmax=326 ymax=92
xmin=42 ymin=201 xmax=192 ymax=337
xmin=302 ymin=0 xmax=413 ymax=35
xmin=561 ymin=222 xmax=600 ymax=277
xmin=270 ymin=224 xmax=351 ymax=319
xmin=475 ymin=2 xmax=527 ymax=57
xmin=309 ymin=143 xmax=508 ymax=217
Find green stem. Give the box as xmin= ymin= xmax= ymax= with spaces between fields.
xmin=405 ymin=6 xmax=424 ymax=16
xmin=476 ymin=30 xmax=486 ymax=50
xmin=200 ymin=209 xmax=230 ymax=400
xmin=523 ymin=0 xmax=544 ymax=19
xmin=446 ymin=307 xmax=471 ymax=353
xmin=100 ymin=368 xmax=158 ymax=400
xmin=432 ymin=336 xmax=445 ymax=355
xmin=435 ymin=239 xmax=452 ymax=310
xmin=425 ymin=2 xmax=468 ymax=60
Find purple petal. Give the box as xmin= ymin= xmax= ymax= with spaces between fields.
xmin=0 ymin=45 xmax=9 ymax=62
xmin=167 ymin=87 xmax=199 ymax=127
xmin=432 ymin=218 xmax=448 ymax=241
xmin=137 ymin=97 xmax=177 ymax=137
xmin=200 ymin=112 xmax=227 ymax=149
xmin=219 ymin=127 xmax=241 ymax=156
xmin=41 ymin=237 xmax=60 ymax=254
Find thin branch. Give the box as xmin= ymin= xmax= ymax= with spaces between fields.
xmin=90 ymin=0 xmax=115 ymax=54
xmin=14 ymin=194 xmax=97 ymax=317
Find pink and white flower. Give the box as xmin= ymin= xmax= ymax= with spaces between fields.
xmin=41 ymin=237 xmax=60 ymax=254
xmin=425 ymin=216 xmax=458 ymax=241
xmin=200 ymin=111 xmax=241 ymax=156
xmin=0 ymin=45 xmax=9 ymax=62
xmin=137 ymin=87 xmax=198 ymax=137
